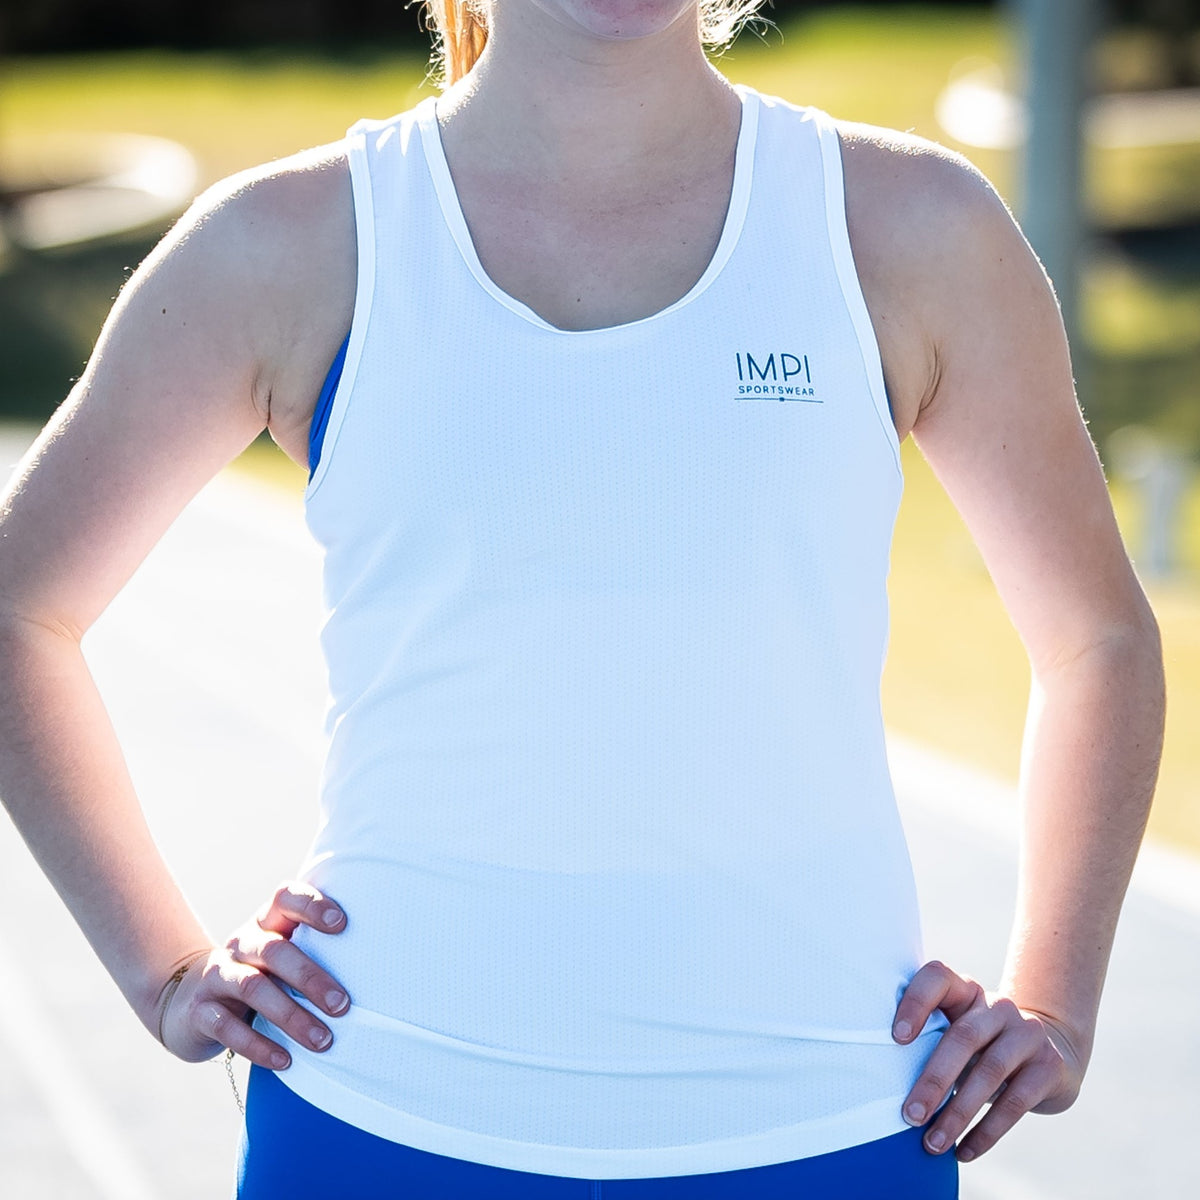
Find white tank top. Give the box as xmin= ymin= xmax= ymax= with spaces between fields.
xmin=258 ymin=83 xmax=950 ymax=1178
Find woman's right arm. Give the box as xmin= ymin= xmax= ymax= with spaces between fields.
xmin=0 ymin=147 xmax=355 ymax=1067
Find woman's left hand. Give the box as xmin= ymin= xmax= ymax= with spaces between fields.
xmin=892 ymin=960 xmax=1088 ymax=1163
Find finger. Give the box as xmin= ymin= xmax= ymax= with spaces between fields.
xmin=893 ymin=960 xmax=984 ymax=1045
xmin=198 ymin=999 xmax=294 ymax=1071
xmin=255 ymin=881 xmax=346 ymax=938
xmin=900 ymin=996 xmax=1007 ymax=1130
xmin=222 ymin=961 xmax=338 ymax=1055
xmin=917 ymin=1021 xmax=1041 ymax=1155
xmin=954 ymin=1050 xmax=1064 ymax=1162
xmin=227 ymin=929 xmax=351 ymax=1017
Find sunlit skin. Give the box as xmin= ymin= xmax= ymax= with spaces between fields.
xmin=517 ymin=0 xmax=701 ymax=42
xmin=0 ymin=0 xmax=1164 ymax=1176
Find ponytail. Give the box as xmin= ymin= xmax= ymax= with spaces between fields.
xmin=419 ymin=1 xmax=490 ymax=88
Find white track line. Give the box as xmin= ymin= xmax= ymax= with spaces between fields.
xmin=0 ymin=945 xmax=159 ymax=1200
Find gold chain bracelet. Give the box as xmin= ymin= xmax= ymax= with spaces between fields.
xmin=224 ymin=1047 xmax=245 ymax=1115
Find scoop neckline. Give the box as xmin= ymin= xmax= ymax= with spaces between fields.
xmin=414 ymin=85 xmax=760 ymax=337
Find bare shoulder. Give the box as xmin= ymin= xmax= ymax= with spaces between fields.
xmin=831 ymin=119 xmax=1032 ymax=440
xmin=836 ymin=119 xmax=999 ymax=203
xmin=149 ymin=139 xmax=353 ymax=332
xmin=167 ymin=141 xmax=356 ymax=452
xmin=835 ymin=119 xmax=1017 ymax=266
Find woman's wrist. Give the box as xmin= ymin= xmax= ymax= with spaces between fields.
xmin=995 ymin=985 xmax=1096 ymax=1072
xmin=152 ymin=948 xmax=213 ymax=1046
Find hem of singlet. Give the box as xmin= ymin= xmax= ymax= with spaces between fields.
xmin=265 ymin=1055 xmax=926 ymax=1180
xmin=304 ymin=118 xmax=379 ymax=502
xmin=810 ymin=108 xmax=905 ymax=482
xmin=413 ymin=87 xmax=760 ymax=337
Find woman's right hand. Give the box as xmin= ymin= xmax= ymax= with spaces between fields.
xmin=156 ymin=882 xmax=350 ymax=1069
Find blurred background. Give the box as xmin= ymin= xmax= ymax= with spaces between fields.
xmin=0 ymin=4 xmax=1198 ymax=1197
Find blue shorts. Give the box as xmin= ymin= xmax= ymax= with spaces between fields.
xmin=235 ymin=1065 xmax=959 ymax=1198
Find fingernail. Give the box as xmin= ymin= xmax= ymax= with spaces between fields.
xmin=927 ymin=1129 xmax=947 ymax=1151
xmin=959 ymin=1147 xmax=975 ymax=1162
xmin=894 ymin=1020 xmax=911 ymax=1041
xmin=905 ymin=1102 xmax=926 ymax=1124
xmin=323 ymin=909 xmax=342 ymax=927
xmin=310 ymin=1027 xmax=332 ymax=1050
xmin=326 ymin=990 xmax=348 ymax=1014
xmin=271 ymin=1051 xmax=289 ymax=1069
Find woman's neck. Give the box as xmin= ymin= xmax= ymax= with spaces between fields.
xmin=434 ymin=2 xmax=740 ymax=189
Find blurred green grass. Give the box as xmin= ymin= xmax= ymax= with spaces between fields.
xmin=0 ymin=48 xmax=430 ymax=185
xmin=3 ymin=5 xmax=1198 ymax=856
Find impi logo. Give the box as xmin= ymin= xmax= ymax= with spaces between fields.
xmin=735 ymin=352 xmax=820 ymax=402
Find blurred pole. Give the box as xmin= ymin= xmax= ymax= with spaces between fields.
xmin=1010 ymin=0 xmax=1098 ymax=367
xmin=1106 ymin=425 xmax=1191 ymax=578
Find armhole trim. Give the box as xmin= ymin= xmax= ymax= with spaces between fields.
xmin=812 ymin=110 xmax=904 ymax=480
xmin=304 ymin=120 xmax=378 ymax=502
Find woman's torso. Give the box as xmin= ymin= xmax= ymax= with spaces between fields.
xmin=247 ymin=84 xmax=951 ymax=1177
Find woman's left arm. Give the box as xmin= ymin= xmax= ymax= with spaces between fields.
xmin=872 ymin=145 xmax=1166 ymax=1162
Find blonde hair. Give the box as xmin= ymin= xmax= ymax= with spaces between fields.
xmin=417 ymin=0 xmax=771 ymax=88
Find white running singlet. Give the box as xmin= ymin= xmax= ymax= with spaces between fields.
xmin=256 ymin=84 xmax=951 ymax=1179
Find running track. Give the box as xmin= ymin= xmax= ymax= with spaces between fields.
xmin=0 ymin=426 xmax=1196 ymax=1199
